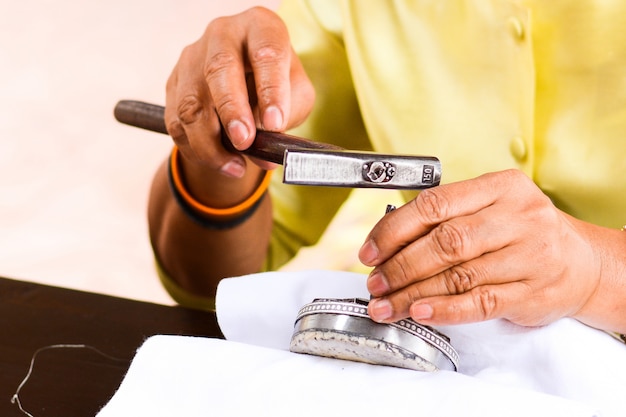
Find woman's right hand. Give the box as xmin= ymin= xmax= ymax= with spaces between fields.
xmin=164 ymin=6 xmax=315 ymax=179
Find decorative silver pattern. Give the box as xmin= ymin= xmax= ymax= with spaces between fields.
xmin=295 ymin=298 xmax=369 ymax=321
xmin=392 ymin=320 xmax=459 ymax=366
xmin=362 ymin=161 xmax=396 ymax=183
xmin=291 ymin=298 xmax=459 ymax=371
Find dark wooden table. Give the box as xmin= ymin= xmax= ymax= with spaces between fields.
xmin=0 ymin=276 xmax=222 ymax=416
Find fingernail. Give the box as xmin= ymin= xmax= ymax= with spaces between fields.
xmin=263 ymin=106 xmax=283 ymax=131
xmin=411 ymin=303 xmax=433 ymax=321
xmin=227 ymin=120 xmax=251 ymax=149
xmin=359 ymin=240 xmax=379 ymax=265
xmin=220 ymin=158 xmax=246 ymax=178
xmin=369 ymin=299 xmax=393 ymax=322
xmin=367 ymin=271 xmax=389 ymax=295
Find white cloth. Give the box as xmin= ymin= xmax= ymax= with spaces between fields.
xmin=98 ymin=270 xmax=626 ymax=417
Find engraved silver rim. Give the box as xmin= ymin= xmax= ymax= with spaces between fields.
xmin=292 ymin=298 xmax=459 ymax=371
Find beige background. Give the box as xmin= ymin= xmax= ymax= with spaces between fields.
xmin=0 ymin=0 xmax=401 ymax=305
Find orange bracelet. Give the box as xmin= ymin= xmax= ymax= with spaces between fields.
xmin=169 ymin=146 xmax=273 ymax=218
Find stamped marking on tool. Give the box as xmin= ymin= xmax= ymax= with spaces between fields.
xmin=422 ymin=165 xmax=435 ymax=184
xmin=362 ymin=161 xmax=396 ymax=183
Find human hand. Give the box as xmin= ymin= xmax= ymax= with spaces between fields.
xmin=164 ymin=7 xmax=315 ymax=178
xmin=359 ymin=169 xmax=603 ymax=328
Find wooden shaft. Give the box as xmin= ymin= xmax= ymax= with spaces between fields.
xmin=114 ymin=100 xmax=342 ymax=164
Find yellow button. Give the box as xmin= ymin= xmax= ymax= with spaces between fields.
xmin=508 ymin=17 xmax=525 ymax=41
xmin=509 ymin=136 xmax=527 ymax=162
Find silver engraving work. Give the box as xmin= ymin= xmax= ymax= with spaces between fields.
xmin=290 ymin=298 xmax=459 ymax=372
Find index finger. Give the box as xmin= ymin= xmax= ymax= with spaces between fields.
xmin=358 ymin=171 xmax=514 ymax=267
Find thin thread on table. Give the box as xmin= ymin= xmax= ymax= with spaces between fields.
xmin=11 ymin=344 xmax=128 ymax=417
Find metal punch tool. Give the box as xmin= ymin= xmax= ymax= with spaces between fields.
xmin=114 ymin=100 xmax=441 ymax=190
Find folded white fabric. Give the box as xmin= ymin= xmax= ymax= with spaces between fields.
xmin=98 ymin=270 xmax=626 ymax=417
xmin=97 ymin=335 xmax=596 ymax=417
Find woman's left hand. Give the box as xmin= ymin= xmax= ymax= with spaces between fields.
xmin=359 ymin=169 xmax=605 ymax=328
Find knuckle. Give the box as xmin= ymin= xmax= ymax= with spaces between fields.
xmin=495 ymin=168 xmax=527 ymax=187
xmin=248 ymin=12 xmax=289 ymax=64
xmin=232 ymin=5 xmax=275 ymax=25
xmin=412 ymin=188 xmax=450 ymax=224
xmin=204 ymin=50 xmax=239 ymax=80
xmin=165 ymin=116 xmax=185 ymax=140
xmin=430 ymin=222 xmax=469 ymax=262
xmin=386 ymin=251 xmax=414 ymax=288
xmin=176 ymin=95 xmax=204 ymax=125
xmin=247 ymin=5 xmax=276 ymax=18
xmin=533 ymin=194 xmax=558 ymax=222
xmin=500 ymin=168 xmax=523 ymax=180
xmin=508 ymin=168 xmax=531 ymax=184
xmin=472 ymin=287 xmax=499 ymax=320
xmin=442 ymin=264 xmax=480 ymax=294
xmin=256 ymin=83 xmax=282 ymax=107
xmin=251 ymin=42 xmax=287 ymax=64
xmin=213 ymin=93 xmax=240 ymax=119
